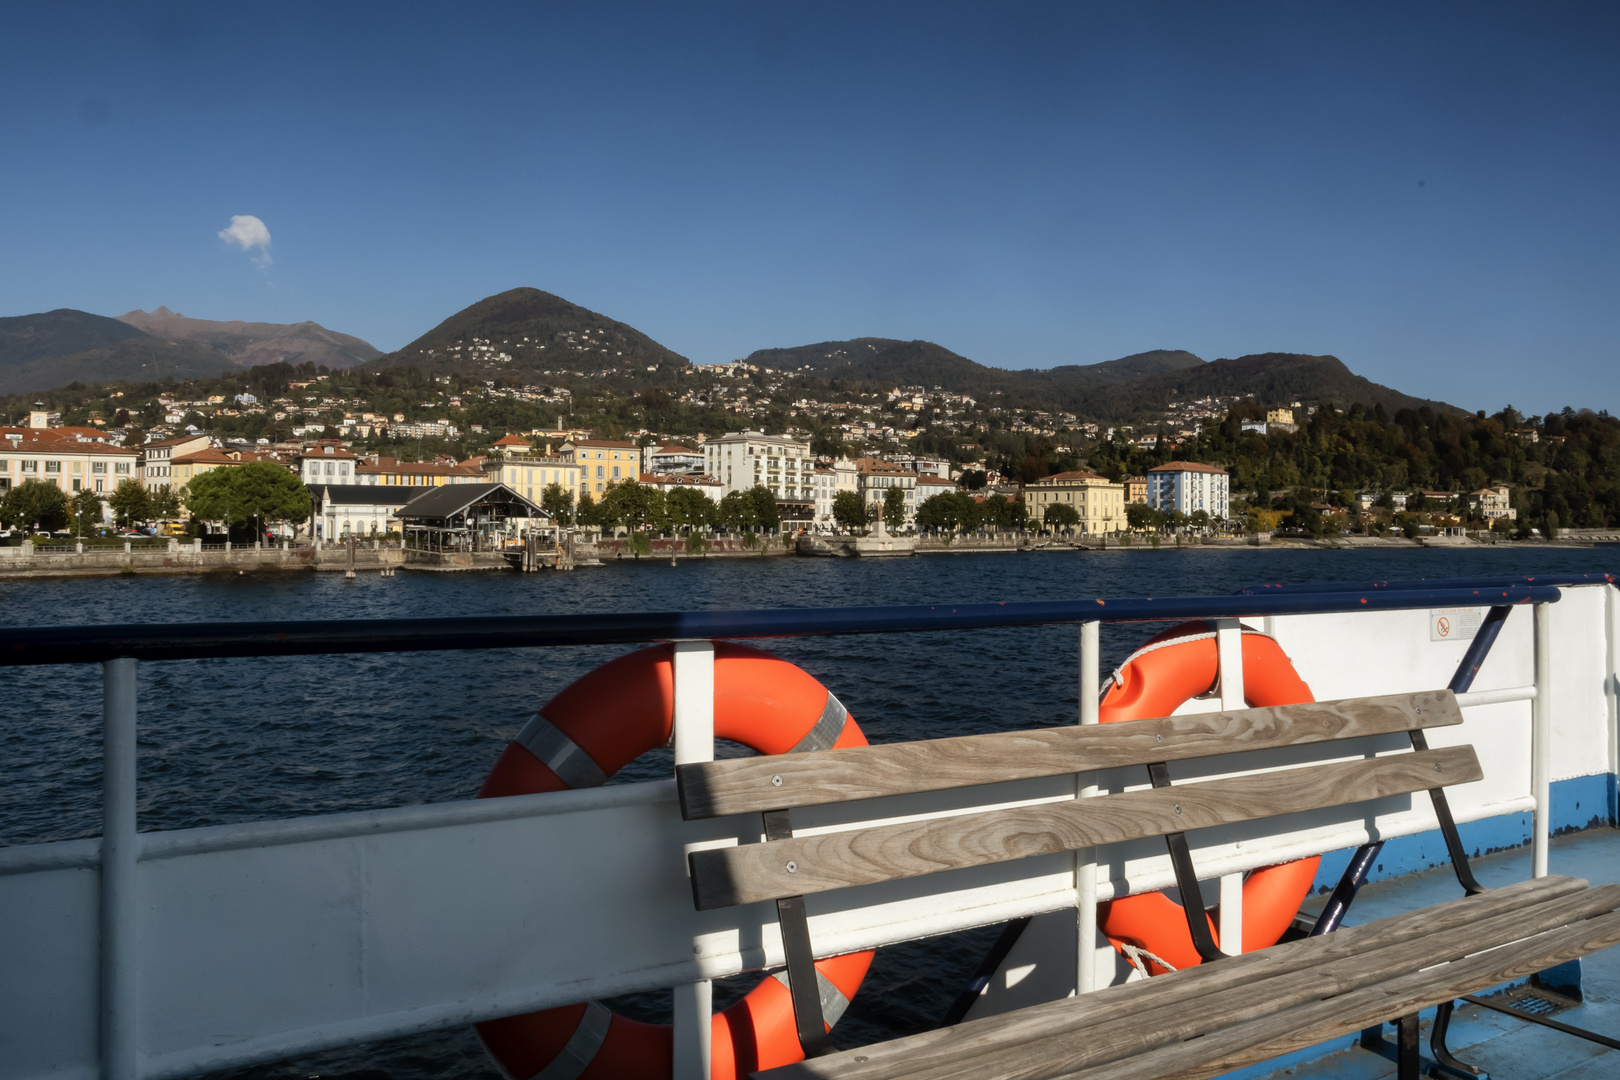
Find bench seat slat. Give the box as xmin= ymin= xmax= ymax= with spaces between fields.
xmin=691 ymin=745 xmax=1480 ymax=910
xmin=679 ymin=691 xmax=1460 ymax=820
xmin=1063 ymin=908 xmax=1620 ymax=1080
xmin=758 ymin=876 xmax=1596 ymax=1080
xmin=778 ymin=882 xmax=1620 ymax=1080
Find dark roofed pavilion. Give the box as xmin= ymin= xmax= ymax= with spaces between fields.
xmin=396 ymin=483 xmax=549 ymax=553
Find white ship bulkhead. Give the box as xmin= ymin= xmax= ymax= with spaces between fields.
xmin=1 ymin=579 xmax=1617 ymax=1080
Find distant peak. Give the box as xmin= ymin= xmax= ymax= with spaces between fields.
xmin=151 ymin=306 xmax=177 ymax=317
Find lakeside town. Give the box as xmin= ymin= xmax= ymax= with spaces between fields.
xmin=2 ymin=384 xmax=1612 ymax=571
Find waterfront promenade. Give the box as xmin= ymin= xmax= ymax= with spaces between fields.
xmin=0 ymin=538 xmax=401 ymax=577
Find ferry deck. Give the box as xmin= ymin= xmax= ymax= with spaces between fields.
xmin=2 ymin=571 xmax=1618 ymax=1080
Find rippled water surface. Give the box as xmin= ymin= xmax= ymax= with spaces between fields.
xmin=2 ymin=546 xmax=1613 ymax=1078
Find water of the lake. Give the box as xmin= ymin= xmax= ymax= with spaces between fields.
xmin=3 ymin=545 xmax=1614 ymax=1077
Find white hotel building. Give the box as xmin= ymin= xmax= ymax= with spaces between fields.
xmin=703 ymin=431 xmax=815 ymax=521
xmin=1146 ymin=461 xmax=1231 ymax=520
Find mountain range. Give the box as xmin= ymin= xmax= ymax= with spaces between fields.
xmin=0 ymin=307 xmax=380 ymax=395
xmin=117 ymin=307 xmax=380 ymax=371
xmin=737 ymin=338 xmax=1455 ymax=420
xmin=3 ymin=288 xmax=1458 ymax=420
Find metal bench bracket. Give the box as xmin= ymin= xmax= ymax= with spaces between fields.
xmin=763 ymin=809 xmax=834 ymax=1058
xmin=1146 ymin=761 xmax=1226 ymax=965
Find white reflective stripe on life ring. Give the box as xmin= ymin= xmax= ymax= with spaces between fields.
xmin=789 ymin=692 xmax=848 ymax=754
xmin=527 ymin=1000 xmax=612 ymax=1080
xmin=514 ymin=713 xmax=608 ymax=789
xmin=771 ymin=967 xmax=851 ymax=1027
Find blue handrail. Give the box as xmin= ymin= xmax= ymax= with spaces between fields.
xmin=0 ymin=580 xmax=1566 ymax=666
xmin=1236 ymin=572 xmax=1614 ymax=594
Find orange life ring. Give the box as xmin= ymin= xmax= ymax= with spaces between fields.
xmin=1096 ymin=621 xmax=1319 ymax=975
xmin=475 ymin=642 xmax=874 ymax=1080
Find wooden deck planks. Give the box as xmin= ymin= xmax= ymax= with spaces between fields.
xmin=1060 ymin=909 xmax=1620 ymax=1080
xmin=679 ymin=691 xmax=1461 ymax=819
xmin=815 ymin=884 xmax=1620 ymax=1080
xmin=691 ymin=745 xmax=1480 ymax=909
xmin=757 ymin=877 xmax=1607 ymax=1080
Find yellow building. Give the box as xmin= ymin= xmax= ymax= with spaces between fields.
xmin=0 ymin=426 xmax=140 ymax=495
xmin=170 ymin=449 xmax=278 ymax=489
xmin=168 ymin=449 xmax=289 ymax=520
xmin=1025 ymin=471 xmax=1126 ymax=534
xmin=486 ymin=455 xmax=583 ymax=506
xmin=474 ymin=434 xmax=586 ymax=506
xmin=140 ymin=433 xmax=212 ymax=490
xmin=356 ymin=457 xmax=485 ymax=487
xmin=560 ymin=439 xmax=641 ymax=496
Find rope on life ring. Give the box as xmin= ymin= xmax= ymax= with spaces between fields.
xmin=1096 ymin=621 xmax=1320 ymax=976
xmin=474 ymin=642 xmax=874 ymax=1080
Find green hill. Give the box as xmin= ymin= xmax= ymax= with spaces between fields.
xmin=1040 ymin=349 xmax=1206 ymax=387
xmin=744 ymin=338 xmax=906 ymax=373
xmin=0 ymin=309 xmax=236 ymax=395
xmin=1 ymin=309 xmax=147 ymax=367
xmin=376 ymin=287 xmax=689 ymax=378
xmin=1111 ymin=352 xmax=1457 ymax=417
xmin=743 ymin=340 xmax=1211 ymax=409
xmin=0 ymin=306 xmax=385 ymax=395
xmin=746 ymin=335 xmax=1455 ymax=420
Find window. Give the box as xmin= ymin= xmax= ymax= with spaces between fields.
xmin=72 ymin=479 xmax=81 ymax=491
xmin=46 ymin=461 xmax=60 ymax=473
xmin=95 ymin=480 xmax=104 ymax=492
xmin=596 ymin=466 xmax=604 ymax=479
xmin=325 ymin=462 xmax=335 ymax=475
xmin=611 ymin=466 xmax=620 ymax=479
xmin=115 ymin=463 xmax=129 ymax=475
xmin=93 ymin=462 xmax=107 ymax=474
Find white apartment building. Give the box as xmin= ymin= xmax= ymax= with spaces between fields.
xmin=1147 ymin=461 xmax=1230 ymax=520
xmin=855 ymin=457 xmax=919 ymax=527
xmin=642 ymin=444 xmax=704 ymax=475
xmin=704 ymin=431 xmax=815 ymax=518
xmin=298 ymin=442 xmax=361 ymax=486
xmin=812 ymin=458 xmax=859 ymax=528
xmin=639 ymin=473 xmax=725 ymax=501
xmin=891 ymin=454 xmax=950 ymax=479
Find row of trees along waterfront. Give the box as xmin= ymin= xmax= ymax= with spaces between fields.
xmin=0 ymin=463 xmax=310 ymax=539
xmin=543 ymin=481 xmax=782 ymax=534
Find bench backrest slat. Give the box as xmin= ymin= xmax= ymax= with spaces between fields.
xmin=678 ymin=690 xmax=1460 ymax=820
xmin=689 ymin=745 xmax=1480 ymax=910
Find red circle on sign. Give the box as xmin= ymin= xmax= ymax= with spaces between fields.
xmin=1437 ymin=617 xmax=1451 ymax=637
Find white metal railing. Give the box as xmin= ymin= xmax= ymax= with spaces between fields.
xmin=0 ymin=582 xmax=1613 ymax=1080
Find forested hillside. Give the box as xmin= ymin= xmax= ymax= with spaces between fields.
xmin=1083 ymin=402 xmax=1620 ymax=533
xmin=376 ymin=287 xmax=688 ymax=379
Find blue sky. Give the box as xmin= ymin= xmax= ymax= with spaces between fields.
xmin=3 ymin=2 xmax=1616 ymax=414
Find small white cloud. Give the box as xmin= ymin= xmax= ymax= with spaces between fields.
xmin=218 ymin=214 xmax=272 ymax=268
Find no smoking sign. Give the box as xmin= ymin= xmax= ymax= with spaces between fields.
xmin=1430 ymin=607 xmax=1484 ymax=642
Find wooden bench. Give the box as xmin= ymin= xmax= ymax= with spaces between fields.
xmin=675 ymin=690 xmax=1620 ymax=1080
